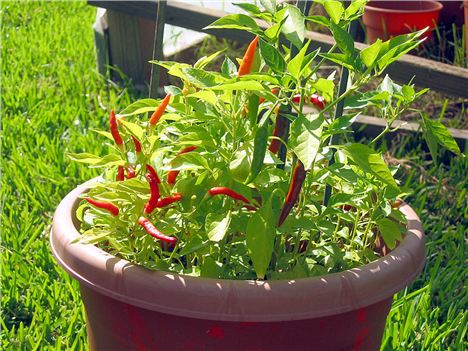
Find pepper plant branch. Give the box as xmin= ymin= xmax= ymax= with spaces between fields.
xmin=323 ymin=19 xmax=359 ymax=207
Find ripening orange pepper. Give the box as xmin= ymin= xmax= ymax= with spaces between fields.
xmin=149 ymin=94 xmax=171 ymax=126
xmin=238 ymin=36 xmax=259 ymax=77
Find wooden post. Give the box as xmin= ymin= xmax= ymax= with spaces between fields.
xmin=92 ymin=8 xmax=109 ymax=76
xmin=106 ymin=10 xmax=145 ymax=84
xmin=149 ymin=0 xmax=167 ymax=98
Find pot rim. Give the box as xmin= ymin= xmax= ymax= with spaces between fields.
xmin=365 ymin=0 xmax=443 ymax=14
xmin=50 ymin=180 xmax=425 ymax=322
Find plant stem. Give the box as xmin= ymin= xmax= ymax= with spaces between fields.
xmin=323 ymin=20 xmax=359 ymax=206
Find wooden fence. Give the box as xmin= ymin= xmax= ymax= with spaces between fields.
xmin=88 ymin=0 xmax=468 ymax=99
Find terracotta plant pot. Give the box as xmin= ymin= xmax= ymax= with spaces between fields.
xmin=51 ymin=181 xmax=425 ymax=351
xmin=363 ymin=1 xmax=444 ymax=43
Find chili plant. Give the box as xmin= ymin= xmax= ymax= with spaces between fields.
xmin=69 ymin=0 xmax=461 ymax=280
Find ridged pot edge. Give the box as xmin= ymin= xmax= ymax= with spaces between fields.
xmin=50 ymin=180 xmax=425 ymax=322
xmin=364 ymin=1 xmax=443 ymax=15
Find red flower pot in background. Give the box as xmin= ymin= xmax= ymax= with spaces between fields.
xmin=363 ymin=1 xmax=444 ymax=43
xmin=51 ymin=182 xmax=425 ymax=351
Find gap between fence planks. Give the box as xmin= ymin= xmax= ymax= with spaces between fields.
xmin=87 ymin=0 xmax=468 ymax=98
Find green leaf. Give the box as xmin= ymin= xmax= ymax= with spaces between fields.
xmin=239 ymin=73 xmax=279 ymax=85
xmin=180 ymin=67 xmax=221 ymax=87
xmin=330 ymin=22 xmax=354 ymax=57
xmin=376 ymin=218 xmax=405 ymax=249
xmin=306 ymin=15 xmax=330 ymax=28
xmin=247 ymin=94 xmax=260 ymax=125
xmin=248 ymin=124 xmax=268 ymax=183
xmin=422 ymin=114 xmax=461 ymax=157
xmin=119 ymin=98 xmax=159 ymax=116
xmin=233 ymin=3 xmax=262 ymax=15
xmin=200 ymin=257 xmax=223 ymax=278
xmin=206 ymin=212 xmax=231 ymax=242
xmin=264 ymin=20 xmax=284 ymax=41
xmin=341 ymin=143 xmax=399 ymax=190
xmin=289 ymin=114 xmax=324 ymax=170
xmin=78 ymin=228 xmax=111 ymax=245
xmin=360 ymin=39 xmax=382 ymax=68
xmin=377 ymin=29 xmax=427 ymax=72
xmin=188 ymin=91 xmax=218 ymax=106
xmin=221 ymin=56 xmax=237 ymax=76
xmin=91 ymin=129 xmax=113 ymax=141
xmin=194 ymin=48 xmax=226 ymax=69
xmin=260 ymin=0 xmax=276 ymax=14
xmin=90 ymin=154 xmax=125 ymax=168
xmin=66 ymin=152 xmax=101 ymax=165
xmin=208 ymin=81 xmax=264 ymax=91
xmin=170 ymin=153 xmax=210 ymax=171
xmin=259 ymin=39 xmax=286 ymax=74
xmin=118 ymin=119 xmax=144 ymax=140
xmin=164 ymin=85 xmax=182 ymax=96
xmin=311 ymin=78 xmax=335 ymax=101
xmin=281 ymin=4 xmax=305 ymax=49
xmin=246 ymin=209 xmax=274 ymax=279
xmin=378 ymin=75 xmax=401 ymax=95
xmin=344 ymin=0 xmax=367 ymax=19
xmin=320 ymin=52 xmax=356 ymax=71
xmin=179 ymin=235 xmax=209 ymax=256
xmin=204 ymin=14 xmax=260 ymax=33
xmin=229 ymin=149 xmax=251 ymax=183
xmin=287 ymin=40 xmax=311 ymax=80
xmin=324 ymin=0 xmax=344 ymax=24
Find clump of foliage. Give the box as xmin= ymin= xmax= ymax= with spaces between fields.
xmin=70 ymin=0 xmax=461 ymax=280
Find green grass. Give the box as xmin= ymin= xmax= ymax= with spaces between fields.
xmin=1 ymin=1 xmax=466 ymax=350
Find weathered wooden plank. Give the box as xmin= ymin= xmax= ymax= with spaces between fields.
xmin=309 ymin=105 xmax=467 ymax=151
xmin=88 ymin=0 xmax=468 ymax=98
xmin=92 ymin=8 xmax=109 ymax=76
xmin=106 ymin=10 xmax=145 ymax=84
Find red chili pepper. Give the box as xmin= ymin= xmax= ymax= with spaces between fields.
xmin=291 ymin=94 xmax=326 ymax=109
xmin=167 ymin=146 xmax=197 ymax=184
xmin=268 ymin=106 xmax=285 ymax=154
xmin=144 ymin=173 xmax=160 ymax=214
xmin=208 ymin=187 xmax=250 ymax=204
xmin=116 ymin=166 xmax=125 ymax=181
xmin=278 ymin=160 xmax=306 ymax=226
xmin=149 ymin=93 xmax=171 ymax=126
xmin=238 ymin=36 xmax=258 ymax=77
xmin=179 ymin=145 xmax=197 ymax=154
xmin=126 ymin=166 xmax=136 ymax=179
xmin=243 ymin=205 xmax=257 ymax=211
xmin=310 ymin=93 xmax=326 ymax=110
xmin=138 ymin=217 xmax=177 ymax=244
xmin=86 ymin=198 xmax=119 ymax=216
xmin=109 ymin=110 xmax=123 ymax=148
xmin=156 ymin=193 xmax=182 ymax=208
xmin=146 ymin=164 xmax=161 ymax=184
xmin=292 ymin=94 xmax=301 ymax=104
xmin=131 ymin=135 xmax=141 ymax=153
xmin=259 ymin=88 xmax=279 ymax=104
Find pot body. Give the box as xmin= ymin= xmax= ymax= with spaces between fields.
xmin=81 ymin=283 xmax=392 ymax=351
xmin=363 ymin=1 xmax=444 ymax=42
xmin=51 ymin=181 xmax=425 ymax=351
